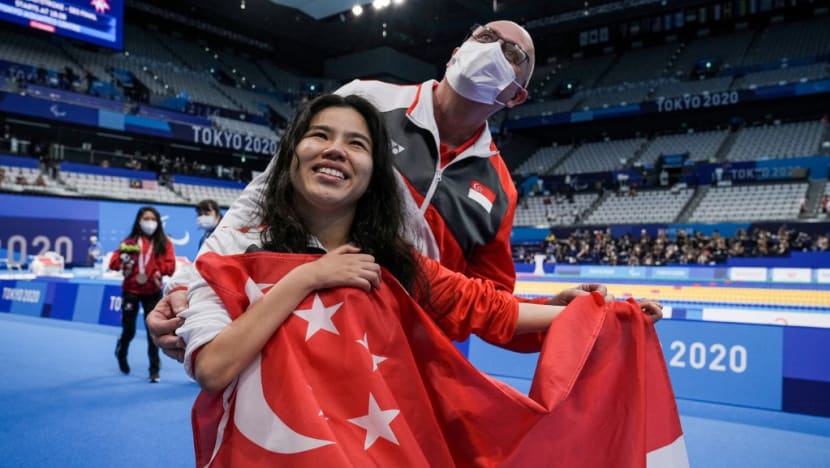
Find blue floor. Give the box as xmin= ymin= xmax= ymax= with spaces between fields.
xmin=1 ymin=313 xmax=828 ymax=467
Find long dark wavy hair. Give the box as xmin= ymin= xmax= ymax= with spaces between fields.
xmin=126 ymin=206 xmax=168 ymax=255
xmin=258 ymin=94 xmax=420 ymax=294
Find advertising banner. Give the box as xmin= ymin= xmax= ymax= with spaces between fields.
xmin=656 ymin=320 xmax=783 ymax=410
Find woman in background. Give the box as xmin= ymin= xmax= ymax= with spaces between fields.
xmin=109 ymin=206 xmax=176 ymax=382
xmin=195 ymin=198 xmax=222 ymax=249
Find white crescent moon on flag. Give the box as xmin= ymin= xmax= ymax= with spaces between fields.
xmin=234 ymin=354 xmax=334 ymax=454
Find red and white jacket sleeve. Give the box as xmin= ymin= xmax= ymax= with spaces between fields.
xmin=417 ymin=256 xmax=518 ymax=345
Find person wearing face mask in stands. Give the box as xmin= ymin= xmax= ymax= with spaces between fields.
xmin=149 ymin=20 xmax=619 ymax=360
xmin=109 ymin=206 xmax=176 ymax=382
xmin=195 ymin=199 xmax=222 ymax=250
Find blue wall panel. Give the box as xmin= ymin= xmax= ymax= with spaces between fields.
xmin=656 ymin=320 xmax=783 ymax=410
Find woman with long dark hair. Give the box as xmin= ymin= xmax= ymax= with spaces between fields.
xmin=178 ymin=93 xmax=672 ymax=467
xmin=109 ymin=206 xmax=176 ymax=382
xmin=256 ymin=93 xmax=420 ymax=292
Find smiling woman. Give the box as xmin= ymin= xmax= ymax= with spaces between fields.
xmin=289 ymin=105 xmax=375 ymax=235
xmin=179 ymin=93 xmax=422 ymax=395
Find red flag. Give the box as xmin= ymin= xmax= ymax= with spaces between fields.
xmin=192 ymin=251 xmax=687 ymax=467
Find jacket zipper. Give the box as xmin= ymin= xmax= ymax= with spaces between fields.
xmin=418 ymin=167 xmax=442 ymax=216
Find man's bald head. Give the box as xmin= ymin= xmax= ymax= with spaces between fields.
xmin=484 ymin=20 xmax=535 ymax=87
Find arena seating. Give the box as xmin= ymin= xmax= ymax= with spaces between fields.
xmin=725 ymin=120 xmax=825 ymax=161
xmin=585 ymin=187 xmax=695 ymax=225
xmin=688 ymin=182 xmax=808 ymax=222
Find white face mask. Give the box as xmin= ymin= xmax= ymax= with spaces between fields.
xmin=445 ymin=40 xmax=522 ymax=106
xmin=197 ymin=215 xmax=218 ymax=230
xmin=140 ymin=220 xmax=158 ymax=236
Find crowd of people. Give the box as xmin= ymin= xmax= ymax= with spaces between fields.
xmin=515 ymin=225 xmax=830 ymax=266
xmin=122 ymin=153 xmax=249 ymax=184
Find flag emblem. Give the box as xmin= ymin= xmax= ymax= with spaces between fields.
xmin=467 ymin=180 xmax=495 ymax=213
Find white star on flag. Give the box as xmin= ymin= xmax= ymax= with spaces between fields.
xmin=356 ymin=333 xmax=388 ymax=371
xmin=348 ymin=393 xmax=400 ymax=450
xmin=293 ymin=294 xmax=343 ymax=341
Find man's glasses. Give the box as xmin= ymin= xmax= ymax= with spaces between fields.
xmin=467 ymin=24 xmax=530 ymax=67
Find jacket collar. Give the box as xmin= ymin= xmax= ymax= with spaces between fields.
xmin=406 ymin=80 xmax=498 ymax=160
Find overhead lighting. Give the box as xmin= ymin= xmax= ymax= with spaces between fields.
xmin=240 ymin=0 xmax=245 ymax=10
xmin=352 ymin=5 xmax=363 ymax=16
xmin=373 ymin=0 xmax=391 ymax=9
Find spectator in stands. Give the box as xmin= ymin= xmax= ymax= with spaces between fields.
xmin=36 ymin=146 xmax=60 ymax=179
xmin=195 ymin=199 xmax=222 ymax=249
xmin=34 ymin=174 xmax=47 ymax=187
xmin=822 ymin=194 xmax=830 ymax=216
xmin=601 ymin=244 xmax=618 ymax=265
xmin=678 ymin=244 xmax=697 ymax=264
xmin=638 ymin=228 xmax=651 ymax=247
xmin=814 ymin=235 xmax=829 ymax=252
xmin=109 ymin=206 xmax=177 ymax=383
xmin=14 ymin=169 xmax=28 ymax=185
xmin=0 ymin=167 xmax=6 ymax=184
xmin=728 ymin=239 xmax=746 ymax=258
xmin=515 ymin=244 xmax=527 ymax=263
xmin=663 ymin=243 xmax=680 ymax=264
xmin=575 ymin=240 xmax=592 ymax=264
xmin=564 ymin=237 xmax=580 ymax=264
xmin=545 ymin=228 xmax=556 ymax=244
xmin=650 ymin=242 xmax=665 ymax=266
xmin=545 ymin=205 xmax=556 ymax=223
xmin=792 ymin=231 xmax=813 ymax=251
xmin=775 ymin=238 xmax=791 ymax=257
xmin=710 ymin=237 xmax=729 ymax=263
xmin=752 ymin=234 xmax=771 ymax=257
xmin=149 ymin=20 xmax=620 ymax=360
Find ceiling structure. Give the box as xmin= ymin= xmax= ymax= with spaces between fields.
xmin=136 ymin=0 xmax=716 ymax=76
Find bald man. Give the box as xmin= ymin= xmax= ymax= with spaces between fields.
xmin=148 ymin=21 xmax=622 ymax=360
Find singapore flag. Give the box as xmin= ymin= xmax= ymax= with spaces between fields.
xmin=191 ymin=249 xmax=688 ymax=467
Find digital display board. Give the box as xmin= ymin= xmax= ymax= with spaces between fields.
xmin=0 ymin=0 xmax=123 ymax=50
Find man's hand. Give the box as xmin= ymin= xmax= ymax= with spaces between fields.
xmin=638 ymin=299 xmax=664 ymax=323
xmin=547 ymin=283 xmax=614 ymax=306
xmin=147 ymin=289 xmax=188 ymax=362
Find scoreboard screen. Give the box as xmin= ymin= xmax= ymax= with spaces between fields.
xmin=0 ymin=0 xmax=123 ymax=50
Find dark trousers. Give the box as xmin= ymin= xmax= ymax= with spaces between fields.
xmin=115 ymin=291 xmax=162 ymax=373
